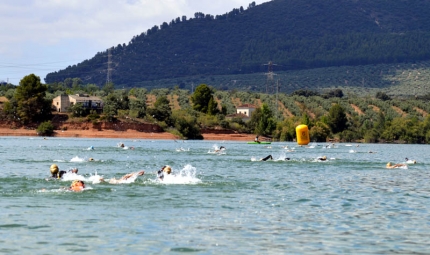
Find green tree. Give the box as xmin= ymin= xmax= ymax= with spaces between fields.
xmin=207 ymin=97 xmax=219 ymax=115
xmin=2 ymin=97 xmax=18 ymax=121
xmin=274 ymin=117 xmax=296 ymax=141
xmin=172 ymin=110 xmax=203 ymax=139
xmin=191 ymin=84 xmax=215 ymax=113
xmin=310 ymin=121 xmax=330 ymax=142
xmin=69 ymin=102 xmax=88 ymax=117
xmin=103 ymin=93 xmax=121 ymax=122
xmin=301 ymin=113 xmax=311 ymax=127
xmin=147 ymin=95 xmax=172 ymax=125
xmin=129 ymin=99 xmax=146 ymax=118
xmin=253 ymin=103 xmax=276 ymax=136
xmin=375 ymin=92 xmax=391 ymax=101
xmin=36 ymin=121 xmax=55 ymax=136
xmin=327 ymin=104 xmax=348 ymax=134
xmin=12 ymin=74 xmax=52 ymax=124
xmin=103 ymin=82 xmax=115 ymax=94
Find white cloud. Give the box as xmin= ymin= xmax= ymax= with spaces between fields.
xmin=0 ymin=0 xmax=269 ymax=84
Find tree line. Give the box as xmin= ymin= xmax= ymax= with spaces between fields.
xmin=2 ymin=74 xmax=430 ymax=143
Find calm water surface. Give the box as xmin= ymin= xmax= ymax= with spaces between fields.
xmin=1 ymin=137 xmax=430 ymax=254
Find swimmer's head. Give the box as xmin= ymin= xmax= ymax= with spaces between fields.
xmin=386 ymin=162 xmax=392 ymax=167
xmin=50 ymin=164 xmax=59 ymax=175
xmin=70 ymin=180 xmax=85 ymax=191
xmin=89 ymin=158 xmax=94 ymax=161
xmin=322 ymin=156 xmax=327 ymax=160
xmin=163 ymin=165 xmax=172 ymax=174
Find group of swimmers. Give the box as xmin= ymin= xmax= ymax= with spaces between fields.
xmin=49 ymin=163 xmax=172 ymax=192
xmin=259 ymin=154 xmax=414 ymax=169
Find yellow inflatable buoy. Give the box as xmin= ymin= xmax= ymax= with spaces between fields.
xmin=296 ymin=124 xmax=310 ymax=145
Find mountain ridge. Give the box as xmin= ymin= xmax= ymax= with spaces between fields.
xmin=45 ymin=0 xmax=430 ymax=90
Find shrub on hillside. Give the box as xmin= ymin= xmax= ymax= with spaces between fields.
xmin=36 ymin=121 xmax=55 ymax=136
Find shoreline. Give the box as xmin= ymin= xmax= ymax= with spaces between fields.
xmin=0 ymin=127 xmax=257 ymax=141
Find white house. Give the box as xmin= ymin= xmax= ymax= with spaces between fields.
xmin=236 ymin=104 xmax=256 ymax=117
xmin=52 ymin=94 xmax=103 ymax=113
xmin=226 ymin=104 xmax=257 ymax=121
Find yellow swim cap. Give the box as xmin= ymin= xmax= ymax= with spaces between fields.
xmin=163 ymin=165 xmax=172 ymax=174
xmin=50 ymin=164 xmax=59 ymax=174
xmin=387 ymin=162 xmax=392 ymax=167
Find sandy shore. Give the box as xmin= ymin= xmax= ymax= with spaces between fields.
xmin=0 ymin=127 xmax=257 ymax=141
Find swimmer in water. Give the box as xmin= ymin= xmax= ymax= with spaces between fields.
xmin=317 ymin=156 xmax=327 ymax=161
xmin=405 ymin=158 xmax=417 ymax=164
xmin=49 ymin=164 xmax=78 ymax=179
xmin=104 ymin=170 xmax=145 ymax=184
xmin=157 ymin=165 xmax=172 ymax=181
xmin=214 ymin=146 xmax=225 ymax=153
xmin=386 ymin=162 xmax=407 ymax=169
xmin=69 ymin=180 xmax=85 ymax=191
xmin=260 ymin=155 xmax=273 ymax=161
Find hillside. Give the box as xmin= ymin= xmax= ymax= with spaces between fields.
xmin=45 ymin=0 xmax=430 ymax=90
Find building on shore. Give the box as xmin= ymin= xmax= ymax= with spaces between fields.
xmin=52 ymin=94 xmax=103 ymax=113
xmin=226 ymin=104 xmax=257 ymax=122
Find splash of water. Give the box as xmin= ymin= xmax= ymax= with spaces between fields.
xmin=208 ymin=144 xmax=226 ymax=154
xmin=157 ymin=164 xmax=201 ymax=185
xmin=61 ymin=171 xmax=104 ymax=185
xmin=70 ymin=156 xmax=86 ymax=162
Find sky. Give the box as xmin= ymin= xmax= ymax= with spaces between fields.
xmin=0 ymin=0 xmax=269 ymax=85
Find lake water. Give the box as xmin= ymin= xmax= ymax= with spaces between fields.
xmin=1 ymin=137 xmax=430 ymax=254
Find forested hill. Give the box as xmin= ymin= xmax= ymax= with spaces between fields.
xmin=45 ymin=0 xmax=430 ymax=88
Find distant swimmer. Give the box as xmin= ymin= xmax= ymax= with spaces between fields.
xmin=69 ymin=180 xmax=85 ymax=192
xmin=386 ymin=162 xmax=407 ymax=169
xmin=255 ymin=136 xmax=260 ymax=143
xmin=89 ymin=158 xmax=94 ymax=162
xmin=157 ymin=165 xmax=172 ymax=181
xmin=106 ymin=171 xmax=145 ymax=184
xmin=405 ymin=158 xmax=417 ymax=164
xmin=215 ymin=146 xmax=226 ymax=153
xmin=317 ymin=156 xmax=327 ymax=161
xmin=260 ymin=155 xmax=273 ymax=161
xmin=49 ymin=164 xmax=78 ymax=179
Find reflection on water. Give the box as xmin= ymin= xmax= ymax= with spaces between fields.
xmin=1 ymin=137 xmax=430 ymax=254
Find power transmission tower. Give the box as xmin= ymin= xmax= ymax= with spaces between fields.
xmin=106 ymin=47 xmax=113 ymax=85
xmin=263 ymin=61 xmax=278 ymax=93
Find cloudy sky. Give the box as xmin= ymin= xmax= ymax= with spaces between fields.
xmin=0 ymin=0 xmax=269 ymax=85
